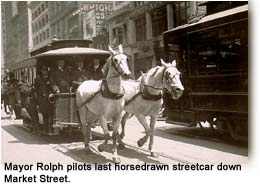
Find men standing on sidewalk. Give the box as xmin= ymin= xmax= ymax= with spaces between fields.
xmin=7 ymin=72 xmax=20 ymax=119
xmin=1 ymin=69 xmax=10 ymax=114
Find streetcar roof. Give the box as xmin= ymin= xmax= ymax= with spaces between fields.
xmin=164 ymin=4 xmax=248 ymax=35
xmin=35 ymin=47 xmax=110 ymax=58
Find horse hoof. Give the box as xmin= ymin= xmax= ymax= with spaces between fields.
xmin=84 ymin=146 xmax=92 ymax=153
xmin=112 ymin=157 xmax=121 ymax=163
xmin=118 ymin=143 xmax=125 ymax=150
xmin=151 ymin=152 xmax=159 ymax=158
xmin=137 ymin=138 xmax=146 ymax=147
xmin=119 ymin=133 xmax=125 ymax=139
xmin=98 ymin=145 xmax=105 ymax=152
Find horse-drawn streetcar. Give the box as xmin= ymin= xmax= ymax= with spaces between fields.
xmin=12 ymin=39 xmax=110 ymax=135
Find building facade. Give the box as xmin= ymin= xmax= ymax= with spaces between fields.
xmin=1 ymin=3 xmax=7 ymax=72
xmin=1 ymin=1 xmax=30 ymax=71
xmin=28 ymin=1 xmax=113 ymax=51
xmin=29 ymin=1 xmax=51 ymax=51
xmin=105 ymin=1 xmax=206 ymax=78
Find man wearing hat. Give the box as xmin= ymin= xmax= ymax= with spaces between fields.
xmin=7 ymin=72 xmax=20 ymax=119
xmin=50 ymin=60 xmax=70 ymax=93
xmin=34 ymin=65 xmax=55 ymax=135
xmin=1 ymin=69 xmax=10 ymax=114
xmin=71 ymin=60 xmax=89 ymax=91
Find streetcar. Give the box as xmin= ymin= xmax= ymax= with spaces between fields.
xmin=163 ymin=4 xmax=248 ymax=141
xmin=11 ymin=39 xmax=110 ymax=135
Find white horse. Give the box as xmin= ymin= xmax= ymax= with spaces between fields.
xmin=120 ymin=59 xmax=184 ymax=156
xmin=76 ymin=45 xmax=131 ymax=163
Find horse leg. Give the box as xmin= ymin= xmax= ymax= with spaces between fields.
xmin=135 ymin=114 xmax=150 ymax=147
xmin=111 ymin=115 xmax=122 ymax=163
xmin=119 ymin=112 xmax=130 ymax=139
xmin=78 ymin=108 xmax=91 ymax=152
xmin=97 ymin=116 xmax=110 ymax=152
xmin=148 ymin=115 xmax=158 ymax=157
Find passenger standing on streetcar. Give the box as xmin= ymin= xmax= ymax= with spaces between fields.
xmin=34 ymin=66 xmax=55 ymax=135
xmin=18 ymin=72 xmax=31 ymax=109
xmin=90 ymin=59 xmax=103 ymax=80
xmin=18 ymin=72 xmax=32 ymax=126
xmin=71 ymin=60 xmax=89 ymax=91
xmin=75 ymin=60 xmax=88 ymax=82
xmin=50 ymin=60 xmax=70 ymax=93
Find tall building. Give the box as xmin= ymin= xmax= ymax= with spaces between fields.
xmin=28 ymin=1 xmax=51 ymax=51
xmin=1 ymin=2 xmax=7 ymax=72
xmin=48 ymin=1 xmax=79 ymax=40
xmin=28 ymin=1 xmax=113 ymax=51
xmin=1 ymin=1 xmax=30 ymax=72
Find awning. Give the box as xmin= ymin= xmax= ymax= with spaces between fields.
xmin=35 ymin=47 xmax=110 ymax=58
xmin=164 ymin=4 xmax=248 ymax=35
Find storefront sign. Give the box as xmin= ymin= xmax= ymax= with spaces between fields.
xmin=76 ymin=3 xmax=113 ymax=36
xmin=83 ymin=9 xmax=96 ymax=40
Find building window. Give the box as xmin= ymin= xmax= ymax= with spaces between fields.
xmin=41 ymin=3 xmax=45 ymax=12
xmin=57 ymin=23 xmax=60 ymax=37
xmin=32 ymin=24 xmax=34 ymax=33
xmin=39 ymin=19 xmax=42 ymax=29
xmin=39 ymin=33 xmax=42 ymax=42
xmin=42 ymin=17 xmax=45 ymax=27
xmin=151 ymin=6 xmax=167 ymax=37
xmin=175 ymin=2 xmax=192 ymax=26
xmin=112 ymin=27 xmax=124 ymax=45
xmin=135 ymin=14 xmax=146 ymax=41
xmin=11 ymin=2 xmax=18 ymax=17
xmin=46 ymin=28 xmax=50 ymax=38
xmin=123 ymin=24 xmax=128 ymax=44
xmin=35 ymin=10 xmax=37 ymax=18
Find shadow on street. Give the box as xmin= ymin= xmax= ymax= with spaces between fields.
xmin=2 ymin=123 xmax=166 ymax=164
xmin=154 ymin=126 xmax=248 ymax=156
xmin=57 ymin=142 xmax=163 ymax=164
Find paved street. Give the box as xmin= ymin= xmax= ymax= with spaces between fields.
xmin=1 ymin=109 xmax=248 ymax=166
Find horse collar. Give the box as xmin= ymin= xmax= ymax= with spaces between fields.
xmin=140 ymin=71 xmax=163 ymax=101
xmin=141 ymin=87 xmax=162 ymax=101
xmin=101 ymin=80 xmax=124 ymax=99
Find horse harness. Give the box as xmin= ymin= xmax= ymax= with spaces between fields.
xmin=104 ymin=54 xmax=126 ymax=79
xmin=125 ymin=67 xmax=169 ymax=106
xmin=77 ymin=80 xmax=125 ymax=109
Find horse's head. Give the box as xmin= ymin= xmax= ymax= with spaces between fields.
xmin=103 ymin=45 xmax=131 ymax=79
xmin=161 ymin=59 xmax=184 ymax=100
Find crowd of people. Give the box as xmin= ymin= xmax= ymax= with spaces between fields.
xmin=1 ymin=69 xmax=31 ymax=120
xmin=1 ymin=59 xmax=104 ymax=135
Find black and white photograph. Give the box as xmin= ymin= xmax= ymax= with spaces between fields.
xmin=0 ymin=0 xmax=252 ymax=183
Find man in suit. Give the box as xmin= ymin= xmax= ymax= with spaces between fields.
xmin=7 ymin=72 xmax=20 ymax=119
xmin=34 ymin=66 xmax=55 ymax=134
xmin=50 ymin=60 xmax=70 ymax=93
